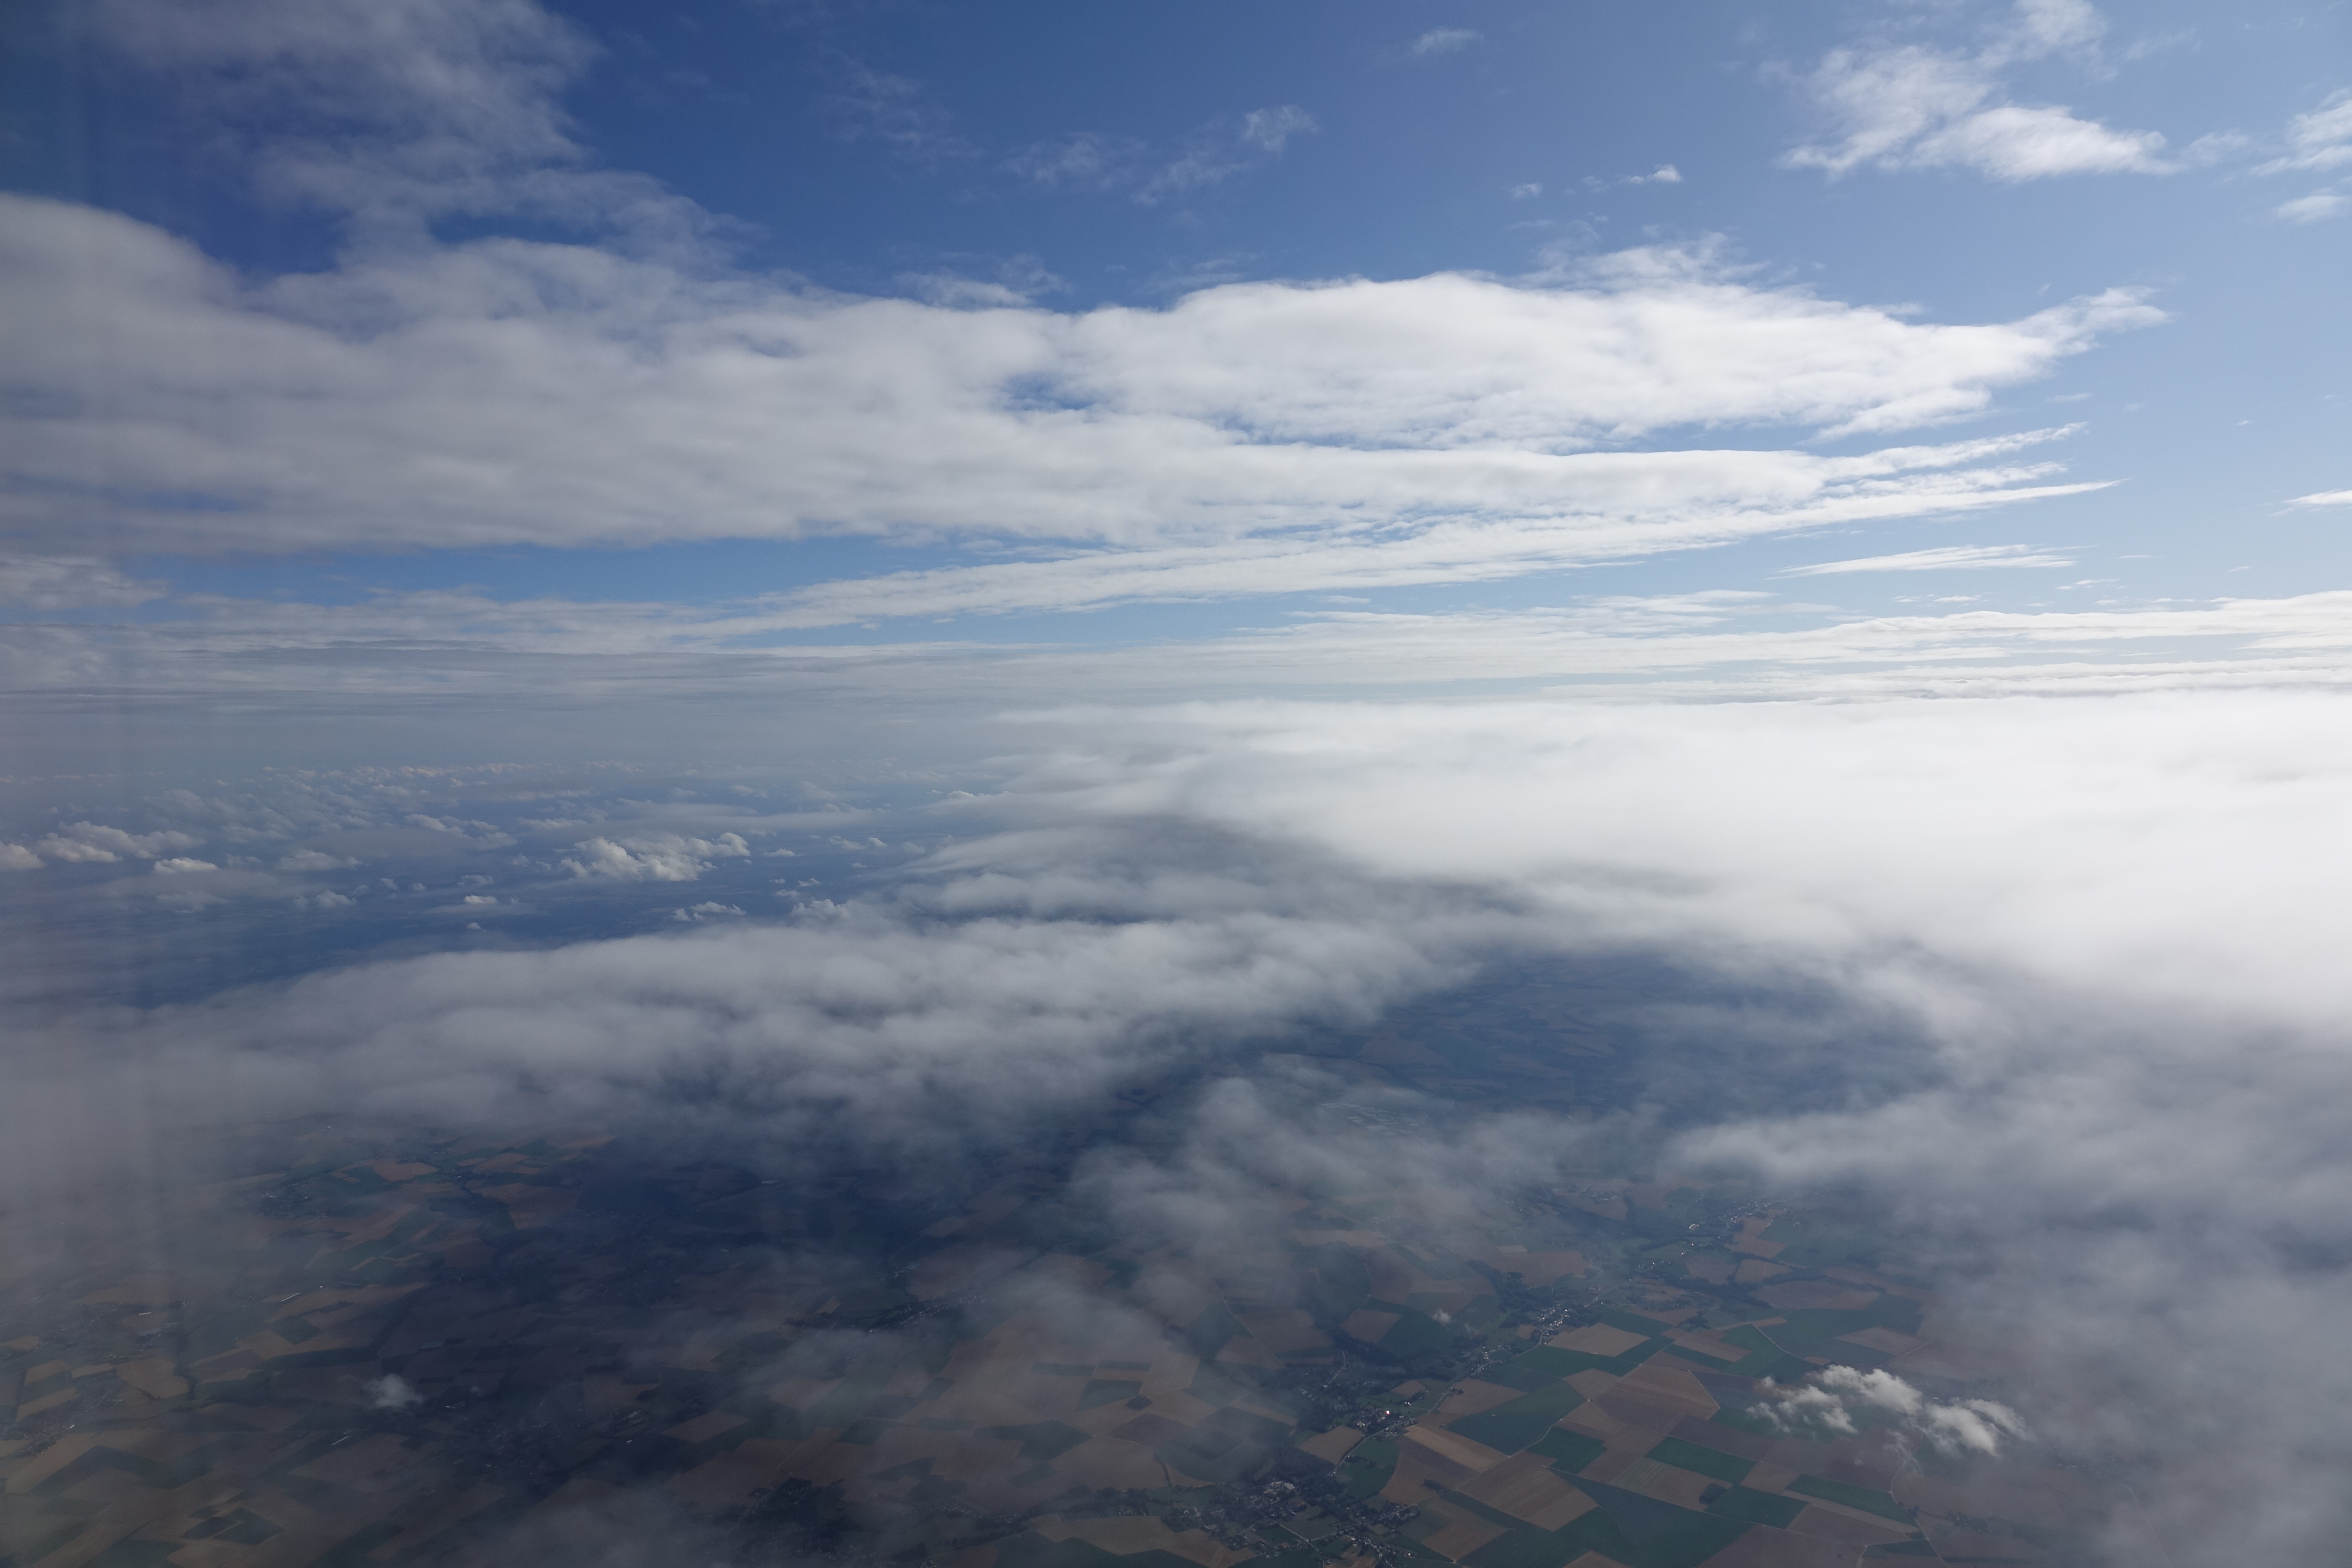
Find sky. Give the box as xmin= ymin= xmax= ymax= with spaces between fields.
xmin=3 ymin=1 xmax=2352 ymax=1563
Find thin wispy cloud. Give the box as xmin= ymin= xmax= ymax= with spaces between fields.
xmin=2276 ymin=191 xmax=2347 ymax=224
xmin=1409 ymin=28 xmax=1481 ymax=59
xmin=2255 ymin=88 xmax=2352 ymax=176
xmin=1778 ymin=543 xmax=2076 ymax=575
xmin=0 ymin=195 xmax=2155 ymax=573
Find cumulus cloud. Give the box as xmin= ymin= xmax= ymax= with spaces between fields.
xmin=0 ymin=844 xmax=41 ymax=871
xmin=366 ymin=1372 xmax=425 ymax=1410
xmin=562 ymin=832 xmax=751 ymax=881
xmin=1782 ymin=0 xmax=2173 ymax=181
xmin=30 ymin=823 xmax=203 ymax=863
xmin=276 ymin=848 xmax=357 ymax=871
xmin=1762 ymin=1366 xmax=2029 ymax=1457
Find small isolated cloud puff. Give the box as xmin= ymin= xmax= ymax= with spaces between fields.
xmin=1239 ymin=106 xmax=1315 ymax=154
xmin=366 ymin=1373 xmax=424 ymax=1410
xmin=1762 ymin=1366 xmax=2028 ymax=1456
xmin=1909 ymin=103 xmax=2168 ymax=181
xmin=2286 ymin=489 xmax=2352 ymax=507
xmin=151 ymin=858 xmax=221 ymax=874
xmin=1779 ymin=543 xmax=2074 ymax=575
xmin=1781 ymin=2 xmax=2172 ymax=182
xmin=1410 ymin=28 xmax=1481 ymax=58
xmin=563 ymin=832 xmax=750 ymax=882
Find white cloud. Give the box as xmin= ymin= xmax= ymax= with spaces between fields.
xmin=366 ymin=1373 xmax=424 ymax=1410
xmin=1762 ymin=1367 xmax=2029 ymax=1457
xmin=1409 ymin=28 xmax=1481 ymax=58
xmin=1906 ymin=102 xmax=2169 ymax=180
xmin=13 ymin=893 xmax=1460 ymax=1152
xmin=1778 ymin=542 xmax=2075 ymax=575
xmin=30 ymin=836 xmax=116 ymax=864
xmin=1782 ymin=2 xmax=2173 ymax=181
xmin=2287 ymin=489 xmax=2352 ymax=507
xmin=2255 ymin=88 xmax=2352 ymax=175
xmin=2276 ymin=191 xmax=2347 ymax=224
xmin=151 ymin=857 xmax=221 ymax=874
xmin=31 ymin=823 xmax=203 ymax=863
xmin=0 ymin=555 xmax=169 ymax=610
xmin=762 ymin=433 xmax=2111 ymax=622
xmin=4 ymin=0 xmax=2160 ymax=621
xmin=13 ymin=684 xmax=2352 ymax=1557
xmin=20 ymin=578 xmax=2352 ymax=734
xmin=563 ymin=832 xmax=750 ymax=881
xmin=276 ymin=848 xmax=356 ymax=871
xmin=0 ymin=195 xmax=2156 ymax=573
xmin=1238 ymin=105 xmax=1314 ymax=154
xmin=0 ymin=844 xmax=41 ymax=871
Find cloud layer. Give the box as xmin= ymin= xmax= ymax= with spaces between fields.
xmin=12 ymin=686 xmax=2352 ymax=1561
xmin=0 ymin=194 xmax=2151 ymax=575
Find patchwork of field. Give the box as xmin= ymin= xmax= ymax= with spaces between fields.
xmin=0 ymin=978 xmax=2110 ymax=1566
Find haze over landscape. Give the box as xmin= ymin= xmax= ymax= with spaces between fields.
xmin=2 ymin=3 xmax=2350 ymax=1566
